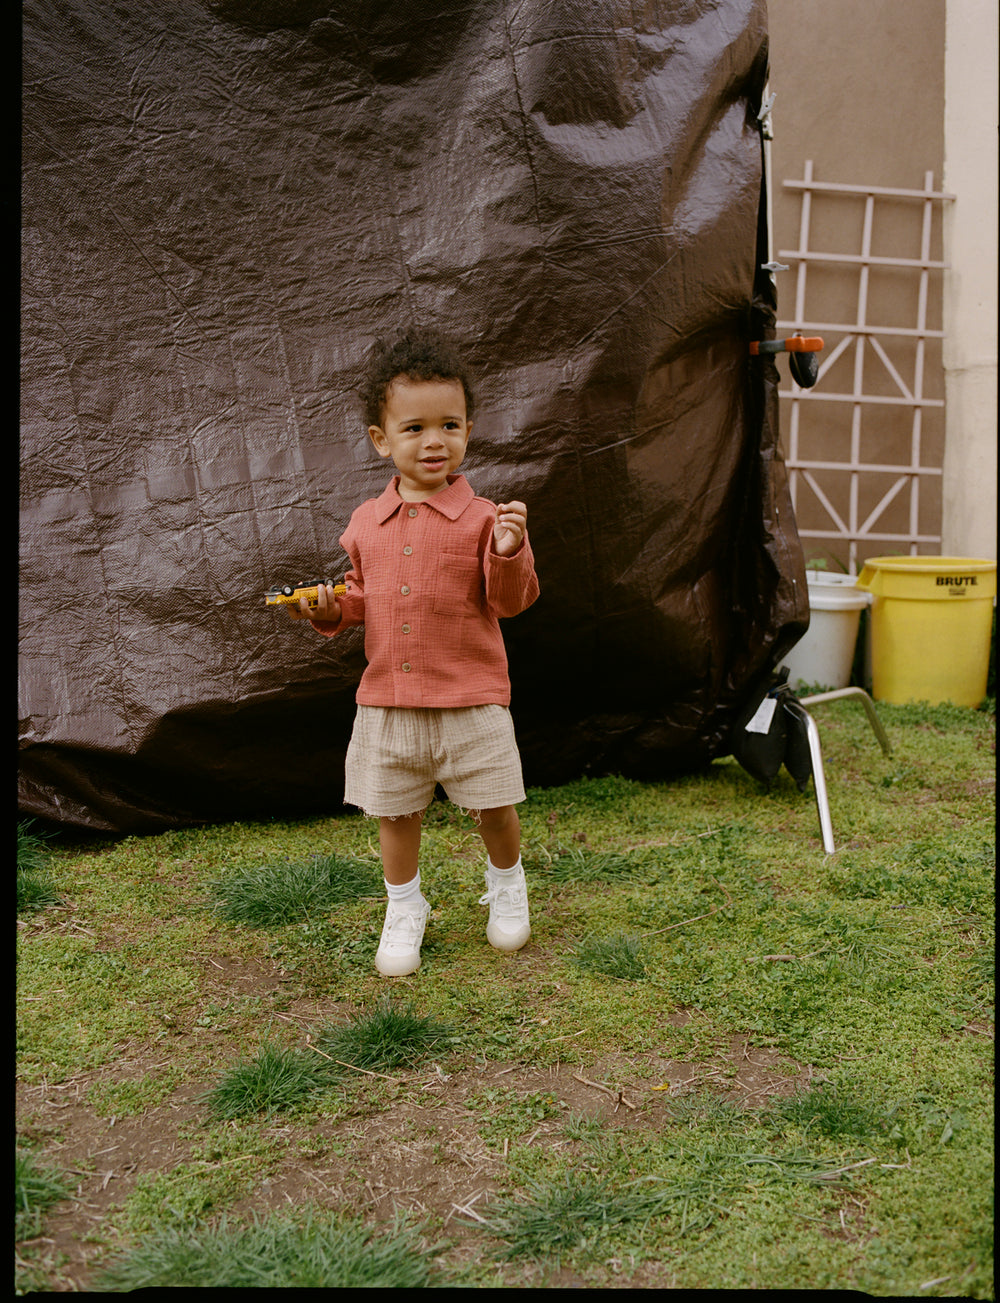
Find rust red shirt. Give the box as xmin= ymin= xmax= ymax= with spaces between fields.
xmin=312 ymin=475 xmax=540 ymax=707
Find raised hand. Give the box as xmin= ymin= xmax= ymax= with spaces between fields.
xmin=493 ymin=501 xmax=527 ymax=556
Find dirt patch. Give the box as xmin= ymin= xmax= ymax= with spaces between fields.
xmin=17 ymin=1012 xmax=813 ymax=1291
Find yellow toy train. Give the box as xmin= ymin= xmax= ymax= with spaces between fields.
xmin=264 ymin=580 xmax=347 ymax=611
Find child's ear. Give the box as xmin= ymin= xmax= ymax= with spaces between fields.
xmin=368 ymin=425 xmax=391 ymax=457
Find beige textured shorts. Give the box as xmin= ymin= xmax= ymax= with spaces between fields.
xmin=344 ymin=704 xmax=527 ymax=818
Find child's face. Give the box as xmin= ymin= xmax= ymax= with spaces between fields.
xmin=368 ymin=377 xmax=472 ymax=501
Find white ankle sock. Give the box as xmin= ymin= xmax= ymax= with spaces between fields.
xmin=385 ymin=871 xmax=422 ymax=905
xmin=487 ymin=857 xmax=522 ymax=879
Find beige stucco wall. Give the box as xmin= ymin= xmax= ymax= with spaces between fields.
xmin=767 ymin=0 xmax=945 ymax=195
xmin=764 ymin=0 xmax=997 ymax=568
xmin=941 ymin=0 xmax=998 ymax=561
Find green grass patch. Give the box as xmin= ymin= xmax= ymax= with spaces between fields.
xmin=96 ymin=1208 xmax=441 ymax=1290
xmin=470 ymin=1083 xmax=994 ymax=1289
xmin=201 ymin=1041 xmax=329 ymax=1120
xmin=208 ymin=853 xmax=381 ymax=927
xmin=199 ymin=999 xmax=457 ymax=1121
xmin=475 ymin=1169 xmax=678 ymax=1259
xmin=539 ymin=846 xmax=659 ymax=882
xmin=85 ymin=1066 xmax=189 ymax=1119
xmin=768 ymin=1077 xmax=906 ymax=1143
xmin=473 ymin=1141 xmax=879 ymax=1261
xmin=471 ymin=1086 xmax=565 ymax=1148
xmin=17 ymin=820 xmax=62 ymax=915
xmin=121 ymin=1161 xmax=253 ymax=1233
xmin=16 ymin=933 xmax=204 ymax=1082
xmin=314 ymin=996 xmax=456 ymax=1073
xmin=570 ymin=932 xmax=648 ymax=980
xmin=117 ymin=1122 xmax=296 ymax=1237
xmin=15 ymin=1147 xmax=74 ymax=1241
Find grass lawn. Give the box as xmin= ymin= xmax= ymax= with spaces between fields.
xmin=16 ymin=696 xmax=994 ymax=1293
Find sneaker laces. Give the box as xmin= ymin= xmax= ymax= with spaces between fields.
xmin=381 ymin=900 xmax=428 ymax=947
xmin=479 ymin=875 xmax=526 ymax=917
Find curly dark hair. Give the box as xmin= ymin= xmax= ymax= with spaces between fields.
xmin=360 ymin=327 xmax=476 ymax=427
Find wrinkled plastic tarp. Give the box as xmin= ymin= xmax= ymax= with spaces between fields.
xmin=20 ymin=0 xmax=807 ymax=834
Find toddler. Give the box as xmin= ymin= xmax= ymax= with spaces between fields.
xmin=288 ymin=328 xmax=540 ymax=976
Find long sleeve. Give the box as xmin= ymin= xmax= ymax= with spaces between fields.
xmin=308 ymin=532 xmax=367 ymax=637
xmin=484 ymin=532 xmax=541 ymax=618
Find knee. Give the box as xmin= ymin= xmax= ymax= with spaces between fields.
xmin=474 ymin=805 xmax=518 ymax=835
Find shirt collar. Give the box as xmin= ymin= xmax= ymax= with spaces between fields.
xmin=373 ymin=474 xmax=475 ymax=524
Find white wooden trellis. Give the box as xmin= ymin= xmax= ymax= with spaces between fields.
xmin=776 ymin=160 xmax=956 ymax=572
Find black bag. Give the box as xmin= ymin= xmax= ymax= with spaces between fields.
xmin=730 ymin=666 xmax=813 ymax=793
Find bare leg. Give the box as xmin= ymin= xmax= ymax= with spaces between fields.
xmin=473 ymin=805 xmax=521 ymax=870
xmin=475 ymin=805 xmax=529 ymax=951
xmin=375 ymin=812 xmax=428 ymax=977
xmin=379 ymin=812 xmax=423 ymax=885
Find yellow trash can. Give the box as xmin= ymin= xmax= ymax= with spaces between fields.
xmin=856 ymin=557 xmax=997 ymax=706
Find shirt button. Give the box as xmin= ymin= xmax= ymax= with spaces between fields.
xmin=402 ymin=624 xmax=411 ymax=634
xmin=408 ymin=507 xmax=418 ymax=518
xmin=403 ymin=545 xmax=412 ymax=556
xmin=402 ymin=662 xmax=412 ymax=672
xmin=400 ymin=585 xmax=410 ymax=596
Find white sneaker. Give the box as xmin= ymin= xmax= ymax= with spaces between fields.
xmin=479 ymin=864 xmax=531 ymax=952
xmin=375 ymin=896 xmax=430 ymax=976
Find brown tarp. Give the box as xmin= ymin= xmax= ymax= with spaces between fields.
xmin=19 ymin=0 xmax=807 ymax=834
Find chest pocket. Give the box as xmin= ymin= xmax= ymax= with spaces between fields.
xmin=432 ymin=552 xmax=484 ymax=616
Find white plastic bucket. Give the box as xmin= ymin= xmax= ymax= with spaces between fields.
xmin=782 ymin=571 xmax=872 ymax=691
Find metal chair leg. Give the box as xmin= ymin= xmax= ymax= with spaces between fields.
xmin=798 ymin=687 xmax=892 ymax=756
xmin=784 ymin=687 xmax=892 ymax=854
xmin=783 ymin=699 xmax=836 ymax=854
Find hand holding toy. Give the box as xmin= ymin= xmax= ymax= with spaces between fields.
xmin=265 ymin=581 xmax=346 ymax=613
